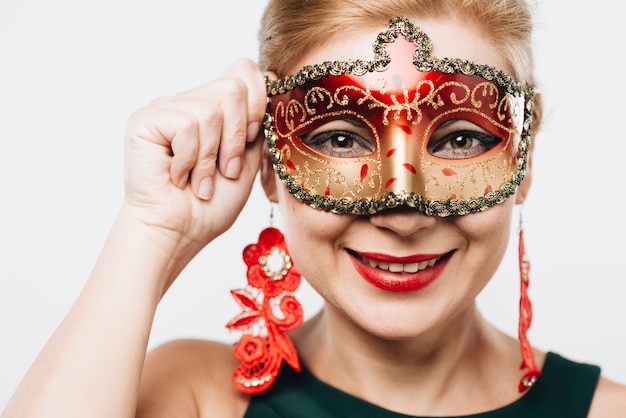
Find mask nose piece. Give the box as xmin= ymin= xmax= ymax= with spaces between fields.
xmin=379 ymin=122 xmax=427 ymax=198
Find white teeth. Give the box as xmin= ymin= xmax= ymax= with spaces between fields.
xmin=404 ymin=263 xmax=419 ymax=273
xmin=388 ymin=263 xmax=403 ymax=272
xmin=365 ymin=256 xmax=440 ymax=273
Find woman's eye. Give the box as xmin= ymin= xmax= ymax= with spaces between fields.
xmin=299 ymin=121 xmax=375 ymax=158
xmin=328 ymin=132 xmax=353 ymax=149
xmin=429 ymin=122 xmax=501 ymax=159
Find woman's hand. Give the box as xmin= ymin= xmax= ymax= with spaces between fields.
xmin=123 ymin=58 xmax=267 ymax=259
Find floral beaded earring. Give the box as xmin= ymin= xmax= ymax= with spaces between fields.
xmin=517 ymin=208 xmax=541 ymax=392
xmin=226 ymin=207 xmax=303 ymax=394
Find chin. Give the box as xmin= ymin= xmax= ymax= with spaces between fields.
xmin=341 ymin=298 xmax=447 ymax=342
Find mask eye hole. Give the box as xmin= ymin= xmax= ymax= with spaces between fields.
xmin=299 ymin=119 xmax=375 ymax=158
xmin=428 ymin=119 xmax=502 ymax=160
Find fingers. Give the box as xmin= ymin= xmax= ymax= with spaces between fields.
xmin=171 ymin=101 xmax=221 ymax=199
xmin=137 ymin=58 xmax=267 ymax=201
xmin=206 ymin=59 xmax=266 ymax=186
xmin=187 ymin=59 xmax=266 ymax=199
xmin=222 ymin=59 xmax=268 ymax=143
xmin=191 ymin=101 xmax=222 ymax=200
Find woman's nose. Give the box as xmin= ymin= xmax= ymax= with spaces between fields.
xmin=368 ymin=207 xmax=437 ymax=237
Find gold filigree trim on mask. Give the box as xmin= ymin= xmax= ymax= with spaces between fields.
xmin=264 ymin=110 xmax=531 ymax=216
xmin=267 ymin=17 xmax=533 ymax=100
xmin=272 ymin=105 xmax=384 ymax=200
xmin=281 ymin=79 xmax=521 ymax=129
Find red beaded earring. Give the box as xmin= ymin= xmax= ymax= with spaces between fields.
xmin=226 ymin=223 xmax=303 ymax=394
xmin=517 ymin=210 xmax=541 ymax=392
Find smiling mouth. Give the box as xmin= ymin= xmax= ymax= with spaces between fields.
xmin=347 ymin=249 xmax=453 ymax=292
xmin=365 ymin=256 xmax=440 ymax=273
xmin=348 ymin=250 xmax=451 ymax=274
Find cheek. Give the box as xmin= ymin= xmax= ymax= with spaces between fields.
xmin=455 ymin=200 xmax=514 ymax=237
xmin=452 ymin=199 xmax=515 ymax=276
xmin=275 ymin=185 xmax=350 ymax=271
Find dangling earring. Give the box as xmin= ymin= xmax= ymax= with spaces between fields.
xmin=226 ymin=205 xmax=303 ymax=394
xmin=517 ymin=207 xmax=541 ymax=392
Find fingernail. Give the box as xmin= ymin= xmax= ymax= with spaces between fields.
xmin=247 ymin=121 xmax=261 ymax=142
xmin=198 ymin=177 xmax=213 ymax=200
xmin=225 ymin=156 xmax=241 ymax=179
xmin=177 ymin=172 xmax=189 ymax=189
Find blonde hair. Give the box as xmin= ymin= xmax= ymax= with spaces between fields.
xmin=258 ymin=0 xmax=542 ymax=130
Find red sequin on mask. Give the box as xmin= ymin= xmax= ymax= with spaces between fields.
xmin=226 ymin=227 xmax=303 ymax=394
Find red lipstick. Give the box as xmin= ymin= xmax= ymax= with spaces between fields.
xmin=349 ymin=251 xmax=451 ymax=292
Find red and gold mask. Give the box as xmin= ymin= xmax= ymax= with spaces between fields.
xmin=265 ymin=17 xmax=534 ymax=216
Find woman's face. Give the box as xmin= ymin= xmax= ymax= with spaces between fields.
xmin=265 ymin=17 xmax=521 ymax=340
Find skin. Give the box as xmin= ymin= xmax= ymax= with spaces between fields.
xmin=3 ymin=15 xmax=626 ymax=418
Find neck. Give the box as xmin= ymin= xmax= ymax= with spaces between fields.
xmin=292 ymin=302 xmax=521 ymax=415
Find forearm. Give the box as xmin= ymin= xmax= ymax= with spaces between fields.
xmin=2 ymin=209 xmax=190 ymax=418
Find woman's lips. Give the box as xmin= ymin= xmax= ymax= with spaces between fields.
xmin=348 ymin=250 xmax=452 ymax=292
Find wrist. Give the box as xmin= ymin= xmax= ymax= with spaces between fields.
xmin=108 ymin=205 xmax=204 ymax=293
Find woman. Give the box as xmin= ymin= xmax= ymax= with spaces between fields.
xmin=3 ymin=0 xmax=626 ymax=417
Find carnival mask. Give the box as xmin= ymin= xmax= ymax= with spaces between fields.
xmin=265 ymin=17 xmax=534 ymax=216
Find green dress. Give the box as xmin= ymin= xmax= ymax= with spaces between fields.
xmin=244 ymin=352 xmax=600 ymax=418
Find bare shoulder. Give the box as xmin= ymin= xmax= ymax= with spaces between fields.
xmin=588 ymin=376 xmax=626 ymax=418
xmin=136 ymin=339 xmax=249 ymax=418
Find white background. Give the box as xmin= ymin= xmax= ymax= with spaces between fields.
xmin=1 ymin=0 xmax=624 ymax=409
